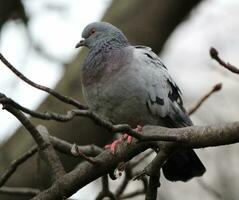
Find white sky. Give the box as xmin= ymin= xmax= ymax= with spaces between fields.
xmin=0 ymin=0 xmax=239 ymax=199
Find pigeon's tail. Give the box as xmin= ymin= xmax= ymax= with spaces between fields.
xmin=162 ymin=149 xmax=206 ymax=182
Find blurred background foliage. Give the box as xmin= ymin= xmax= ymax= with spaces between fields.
xmin=0 ymin=0 xmax=239 ymax=199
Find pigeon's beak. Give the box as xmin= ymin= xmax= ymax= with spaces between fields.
xmin=75 ymin=39 xmax=85 ymax=48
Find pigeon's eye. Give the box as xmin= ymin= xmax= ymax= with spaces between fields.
xmin=90 ymin=28 xmax=96 ymax=35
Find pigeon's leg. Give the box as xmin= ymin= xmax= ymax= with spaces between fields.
xmin=105 ymin=125 xmax=143 ymax=154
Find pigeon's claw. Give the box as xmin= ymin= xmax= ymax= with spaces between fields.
xmin=121 ymin=133 xmax=133 ymax=143
xmin=105 ymin=139 xmax=121 ymax=154
xmin=105 ymin=125 xmax=143 ymax=154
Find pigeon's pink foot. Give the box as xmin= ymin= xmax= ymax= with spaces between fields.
xmin=105 ymin=139 xmax=121 ymax=154
xmin=105 ymin=125 xmax=143 ymax=154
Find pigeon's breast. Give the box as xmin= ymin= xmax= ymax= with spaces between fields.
xmin=82 ymin=47 xmax=159 ymax=126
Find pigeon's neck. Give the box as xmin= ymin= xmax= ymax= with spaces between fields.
xmin=82 ymin=45 xmax=133 ymax=87
xmin=89 ymin=37 xmax=129 ymax=56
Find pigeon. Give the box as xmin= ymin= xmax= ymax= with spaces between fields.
xmin=75 ymin=22 xmax=206 ymax=182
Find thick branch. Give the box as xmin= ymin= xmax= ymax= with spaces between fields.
xmin=32 ymin=142 xmax=156 ymax=200
xmin=36 ymin=125 xmax=66 ymax=179
xmin=0 ymin=186 xmax=39 ymax=196
xmin=141 ymin=122 xmax=239 ymax=148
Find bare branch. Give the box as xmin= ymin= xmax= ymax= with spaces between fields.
xmin=3 ymin=105 xmax=46 ymax=147
xmin=145 ymin=176 xmax=160 ymax=200
xmin=0 ymin=93 xmax=142 ymax=140
xmin=50 ymin=135 xmax=102 ymax=156
xmin=115 ymin=165 xmax=132 ymax=198
xmin=96 ymin=175 xmax=116 ymax=200
xmin=36 ymin=125 xmax=66 ymax=179
xmin=71 ymin=144 xmax=99 ymax=165
xmin=32 ymin=142 xmax=155 ymax=200
xmin=144 ymin=145 xmax=174 ymax=200
xmin=188 ymin=83 xmax=222 ymax=115
xmin=0 ymin=53 xmax=87 ymax=109
xmin=0 ymin=186 xmax=39 ymax=196
xmin=210 ymin=47 xmax=239 ymax=74
xmin=140 ymin=123 xmax=239 ymax=148
xmin=4 ymin=119 xmax=239 ymax=200
xmin=0 ymin=146 xmax=38 ymax=187
xmin=121 ymin=189 xmax=145 ymax=199
xmin=0 ymin=102 xmax=65 ymax=180
xmin=0 ymin=132 xmax=102 ymax=186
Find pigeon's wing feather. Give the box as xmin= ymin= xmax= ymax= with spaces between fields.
xmin=133 ymin=46 xmax=192 ymax=127
xmin=133 ymin=46 xmax=205 ymax=182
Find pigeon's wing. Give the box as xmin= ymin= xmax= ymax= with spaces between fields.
xmin=133 ymin=46 xmax=192 ymax=128
xmin=132 ymin=46 xmax=205 ymax=182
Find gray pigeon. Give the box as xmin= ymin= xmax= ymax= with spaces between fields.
xmin=76 ymin=22 xmax=206 ymax=182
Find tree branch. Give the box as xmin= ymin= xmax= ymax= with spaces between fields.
xmin=0 ymin=53 xmax=87 ymax=109
xmin=50 ymin=135 xmax=103 ymax=156
xmin=0 ymin=103 xmax=65 ymax=180
xmin=32 ymin=142 xmax=156 ymax=200
xmin=141 ymin=123 xmax=239 ymax=148
xmin=188 ymin=83 xmax=222 ymax=115
xmin=0 ymin=145 xmax=38 ymax=187
xmin=115 ymin=165 xmax=132 ymax=198
xmin=0 ymin=135 xmax=102 ymax=189
xmin=210 ymin=47 xmax=239 ymax=74
xmin=71 ymin=144 xmax=99 ymax=165
xmin=96 ymin=175 xmax=116 ymax=200
xmin=36 ymin=125 xmax=66 ymax=179
xmin=0 ymin=186 xmax=39 ymax=196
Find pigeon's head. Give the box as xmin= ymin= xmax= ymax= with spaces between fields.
xmin=75 ymin=22 xmax=129 ymax=49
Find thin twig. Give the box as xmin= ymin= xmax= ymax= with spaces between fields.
xmin=0 ymin=146 xmax=38 ymax=187
xmin=0 ymin=102 xmax=65 ymax=180
xmin=210 ymin=47 xmax=239 ymax=74
xmin=188 ymin=83 xmax=222 ymax=115
xmin=50 ymin=135 xmax=103 ymax=156
xmin=119 ymin=170 xmax=147 ymax=199
xmin=0 ymin=53 xmax=87 ymax=109
xmin=116 ymin=150 xmax=153 ymax=197
xmin=0 ymin=186 xmax=40 ymax=196
xmin=115 ymin=165 xmax=132 ymax=198
xmin=0 ymin=93 xmax=142 ymax=140
xmin=145 ymin=176 xmax=160 ymax=200
xmin=121 ymin=189 xmax=145 ymax=199
xmin=96 ymin=175 xmax=116 ymax=200
xmin=4 ymin=105 xmax=46 ymax=147
xmin=71 ymin=144 xmax=99 ymax=165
